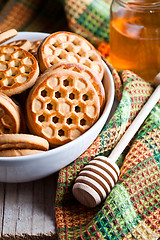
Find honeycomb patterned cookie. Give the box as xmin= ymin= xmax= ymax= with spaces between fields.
xmin=0 ymin=92 xmax=21 ymax=134
xmin=26 ymin=70 xmax=101 ymax=146
xmin=44 ymin=62 xmax=105 ymax=111
xmin=38 ymin=31 xmax=104 ymax=81
xmin=0 ymin=45 xmax=39 ymax=96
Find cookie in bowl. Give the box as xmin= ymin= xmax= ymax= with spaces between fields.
xmin=37 ymin=31 xmax=104 ymax=81
xmin=0 ymin=31 xmax=114 ymax=183
xmin=0 ymin=45 xmax=39 ymax=96
xmin=43 ymin=62 xmax=105 ymax=112
xmin=0 ymin=92 xmax=21 ymax=134
xmin=26 ymin=68 xmax=101 ymax=147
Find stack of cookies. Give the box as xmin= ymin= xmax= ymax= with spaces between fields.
xmin=0 ymin=29 xmax=105 ymax=155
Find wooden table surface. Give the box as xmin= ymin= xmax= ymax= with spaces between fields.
xmin=0 ymin=100 xmax=118 ymax=240
xmin=0 ymin=173 xmax=58 ymax=239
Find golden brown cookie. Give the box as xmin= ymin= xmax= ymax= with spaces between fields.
xmin=0 ymin=29 xmax=17 ymax=44
xmin=0 ymin=134 xmax=49 ymax=150
xmin=0 ymin=149 xmax=44 ymax=157
xmin=0 ymin=45 xmax=39 ymax=96
xmin=38 ymin=31 xmax=104 ymax=81
xmin=0 ymin=92 xmax=21 ymax=134
xmin=29 ymin=40 xmax=42 ymax=58
xmin=44 ymin=62 xmax=105 ymax=111
xmin=26 ymin=69 xmax=101 ymax=146
xmin=7 ymin=39 xmax=31 ymax=51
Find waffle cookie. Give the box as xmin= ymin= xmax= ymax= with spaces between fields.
xmin=0 ymin=92 xmax=21 ymax=134
xmin=44 ymin=62 xmax=105 ymax=111
xmin=38 ymin=31 xmax=104 ymax=81
xmin=0 ymin=45 xmax=39 ymax=96
xmin=26 ymin=69 xmax=101 ymax=146
xmin=0 ymin=134 xmax=49 ymax=151
xmin=0 ymin=29 xmax=17 ymax=44
xmin=7 ymin=39 xmax=31 ymax=51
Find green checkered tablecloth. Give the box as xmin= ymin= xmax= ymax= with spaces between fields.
xmin=0 ymin=1 xmax=159 ymax=239
xmin=55 ymin=65 xmax=160 ymax=240
xmin=0 ymin=0 xmax=111 ymax=45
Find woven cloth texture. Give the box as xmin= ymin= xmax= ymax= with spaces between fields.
xmin=63 ymin=0 xmax=112 ymax=45
xmin=0 ymin=0 xmax=111 ymax=46
xmin=0 ymin=1 xmax=159 ymax=240
xmin=0 ymin=0 xmax=69 ymax=33
xmin=55 ymin=65 xmax=160 ymax=240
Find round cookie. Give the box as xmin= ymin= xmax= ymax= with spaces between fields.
xmin=0 ymin=29 xmax=17 ymax=44
xmin=10 ymin=96 xmax=27 ymax=133
xmin=26 ymin=69 xmax=101 ymax=146
xmin=0 ymin=149 xmax=44 ymax=157
xmin=38 ymin=31 xmax=104 ymax=81
xmin=0 ymin=134 xmax=49 ymax=151
xmin=0 ymin=45 xmax=39 ymax=96
xmin=44 ymin=62 xmax=105 ymax=111
xmin=0 ymin=92 xmax=21 ymax=134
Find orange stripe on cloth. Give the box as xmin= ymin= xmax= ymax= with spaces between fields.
xmin=0 ymin=3 xmax=34 ymax=31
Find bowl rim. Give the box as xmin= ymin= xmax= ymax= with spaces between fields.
xmin=0 ymin=31 xmax=115 ymax=163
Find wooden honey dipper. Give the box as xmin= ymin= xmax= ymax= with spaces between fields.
xmin=72 ymin=76 xmax=160 ymax=208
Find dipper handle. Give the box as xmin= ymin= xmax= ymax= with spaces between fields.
xmin=109 ymin=83 xmax=160 ymax=162
xmin=73 ymin=78 xmax=160 ymax=208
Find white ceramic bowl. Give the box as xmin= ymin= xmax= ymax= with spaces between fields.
xmin=0 ymin=32 xmax=114 ymax=183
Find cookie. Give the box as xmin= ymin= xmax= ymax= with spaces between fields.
xmin=44 ymin=62 xmax=105 ymax=111
xmin=26 ymin=69 xmax=101 ymax=146
xmin=0 ymin=45 xmax=39 ymax=96
xmin=29 ymin=40 xmax=42 ymax=58
xmin=0 ymin=29 xmax=17 ymax=44
xmin=7 ymin=39 xmax=31 ymax=51
xmin=0 ymin=149 xmax=44 ymax=157
xmin=38 ymin=31 xmax=104 ymax=81
xmin=0 ymin=92 xmax=21 ymax=134
xmin=0 ymin=134 xmax=49 ymax=150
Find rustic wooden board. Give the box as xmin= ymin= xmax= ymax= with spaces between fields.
xmin=0 ymin=174 xmax=58 ymax=239
xmin=0 ymin=100 xmax=118 ymax=240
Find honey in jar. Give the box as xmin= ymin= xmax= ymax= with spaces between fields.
xmin=109 ymin=0 xmax=160 ymax=82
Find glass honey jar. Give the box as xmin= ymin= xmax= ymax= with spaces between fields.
xmin=109 ymin=0 xmax=160 ymax=82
